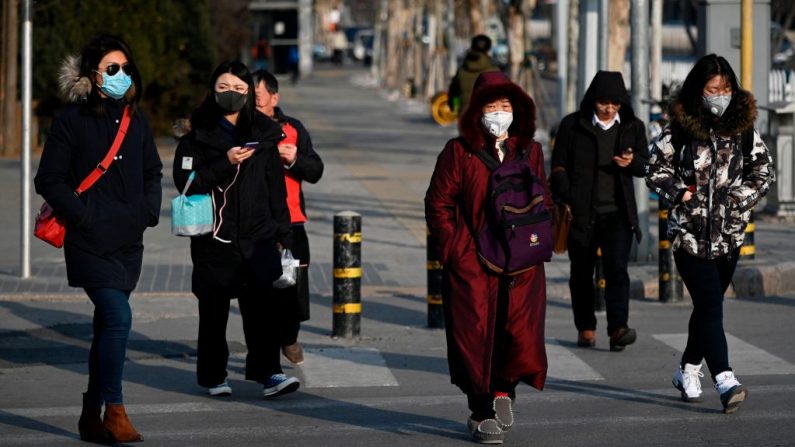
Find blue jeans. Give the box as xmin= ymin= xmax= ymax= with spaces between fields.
xmin=84 ymin=288 xmax=132 ymax=405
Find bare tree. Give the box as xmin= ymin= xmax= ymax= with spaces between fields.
xmin=608 ymin=0 xmax=630 ymax=73
xmin=566 ymin=0 xmax=579 ymax=114
xmin=2 ymin=0 xmax=19 ymax=157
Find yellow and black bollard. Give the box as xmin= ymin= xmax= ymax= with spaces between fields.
xmin=332 ymin=211 xmax=361 ymax=338
xmin=426 ymin=228 xmax=445 ymax=328
xmin=658 ymin=201 xmax=683 ymax=302
xmin=594 ymin=247 xmax=606 ymax=312
xmin=740 ymin=211 xmax=755 ymax=260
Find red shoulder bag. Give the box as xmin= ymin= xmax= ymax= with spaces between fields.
xmin=35 ymin=106 xmax=131 ymax=248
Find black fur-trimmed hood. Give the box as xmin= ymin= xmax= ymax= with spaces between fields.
xmin=57 ymin=54 xmax=137 ymax=104
xmin=669 ymin=89 xmax=757 ymax=140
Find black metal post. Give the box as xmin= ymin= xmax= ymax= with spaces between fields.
xmin=332 ymin=211 xmax=361 ymax=338
xmin=740 ymin=211 xmax=756 ymax=260
xmin=426 ymin=228 xmax=444 ymax=328
xmin=658 ymin=201 xmax=683 ymax=302
xmin=594 ymin=247 xmax=606 ymax=311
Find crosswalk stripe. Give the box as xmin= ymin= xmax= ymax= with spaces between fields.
xmin=652 ymin=333 xmax=795 ymax=375
xmin=301 ymin=347 xmax=399 ymax=388
xmin=545 ymin=339 xmax=604 ymax=381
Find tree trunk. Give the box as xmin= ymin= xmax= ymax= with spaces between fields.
xmin=469 ymin=0 xmax=485 ymax=35
xmin=608 ymin=0 xmax=630 ymax=73
xmin=3 ymin=0 xmax=19 ymax=157
xmin=566 ymin=0 xmax=579 ymax=114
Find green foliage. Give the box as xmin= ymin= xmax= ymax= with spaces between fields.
xmin=32 ymin=0 xmax=218 ymax=134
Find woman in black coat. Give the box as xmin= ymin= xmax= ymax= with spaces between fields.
xmin=549 ymin=71 xmax=648 ymax=352
xmin=172 ymin=61 xmax=299 ymax=399
xmin=34 ymin=34 xmax=162 ymax=443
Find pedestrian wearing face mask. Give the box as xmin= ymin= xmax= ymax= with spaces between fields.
xmin=34 ymin=34 xmax=162 ymax=443
xmin=646 ymin=54 xmax=774 ymax=413
xmin=173 ymin=61 xmax=298 ymax=399
xmin=426 ymin=71 xmax=551 ymax=444
xmin=253 ymin=69 xmax=324 ymax=366
xmin=549 ymin=71 xmax=648 ymax=352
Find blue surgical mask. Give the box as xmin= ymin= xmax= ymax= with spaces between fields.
xmin=99 ymin=71 xmax=132 ymax=100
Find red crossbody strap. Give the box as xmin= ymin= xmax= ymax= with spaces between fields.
xmin=75 ymin=106 xmax=132 ymax=195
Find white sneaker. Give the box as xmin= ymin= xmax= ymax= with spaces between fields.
xmin=715 ymin=370 xmax=747 ymax=414
xmin=672 ymin=363 xmax=704 ymax=402
xmin=207 ymin=381 xmax=232 ymax=396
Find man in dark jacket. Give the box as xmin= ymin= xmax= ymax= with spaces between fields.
xmin=447 ymin=34 xmax=500 ymax=116
xmin=254 ymin=70 xmax=324 ymax=366
xmin=549 ymin=71 xmax=648 ymax=352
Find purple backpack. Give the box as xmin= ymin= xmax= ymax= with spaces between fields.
xmin=474 ymin=145 xmax=552 ymax=275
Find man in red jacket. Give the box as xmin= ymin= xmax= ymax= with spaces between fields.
xmin=254 ymin=70 xmax=325 ymax=365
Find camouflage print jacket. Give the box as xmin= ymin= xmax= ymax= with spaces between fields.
xmin=645 ymin=91 xmax=774 ymax=259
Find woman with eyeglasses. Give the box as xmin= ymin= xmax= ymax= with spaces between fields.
xmin=34 ymin=34 xmax=162 ymax=443
xmin=172 ymin=61 xmax=298 ymax=400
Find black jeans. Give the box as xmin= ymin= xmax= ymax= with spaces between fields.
xmin=568 ymin=212 xmax=633 ymax=336
xmin=674 ymin=248 xmax=739 ymax=379
xmin=196 ymin=283 xmax=282 ymax=387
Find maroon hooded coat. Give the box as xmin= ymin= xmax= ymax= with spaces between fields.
xmin=425 ymin=72 xmax=551 ymax=395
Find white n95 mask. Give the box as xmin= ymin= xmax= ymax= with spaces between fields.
xmin=482 ymin=111 xmax=513 ymax=137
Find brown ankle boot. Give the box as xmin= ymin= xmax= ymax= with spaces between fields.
xmin=103 ymin=403 xmax=143 ymax=443
xmin=78 ymin=393 xmax=113 ymax=443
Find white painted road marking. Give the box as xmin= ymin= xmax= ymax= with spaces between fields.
xmin=545 ymin=339 xmax=605 ymax=381
xmin=653 ymin=333 xmax=795 ymax=375
xmin=301 ymin=347 xmax=399 ymax=388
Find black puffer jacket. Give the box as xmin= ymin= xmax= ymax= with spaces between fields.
xmin=173 ymin=113 xmax=290 ymax=293
xmin=34 ymin=59 xmax=162 ymax=291
xmin=549 ymin=71 xmax=648 ymax=246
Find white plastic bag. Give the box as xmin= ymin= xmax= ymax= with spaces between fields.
xmin=273 ymin=249 xmax=300 ymax=289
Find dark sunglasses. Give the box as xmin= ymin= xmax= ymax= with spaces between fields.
xmin=99 ymin=63 xmax=133 ymax=76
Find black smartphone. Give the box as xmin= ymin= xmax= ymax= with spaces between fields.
xmin=244 ymin=141 xmax=259 ymax=152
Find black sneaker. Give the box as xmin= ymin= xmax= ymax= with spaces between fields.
xmin=609 ymin=327 xmax=637 ymax=352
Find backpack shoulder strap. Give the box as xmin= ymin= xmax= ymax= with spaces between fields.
xmin=740 ymin=126 xmax=755 ymax=157
xmin=473 ymin=147 xmax=500 ymax=171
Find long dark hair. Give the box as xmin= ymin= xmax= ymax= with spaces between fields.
xmin=78 ymin=34 xmax=142 ymax=115
xmin=676 ymin=54 xmax=740 ymax=118
xmin=191 ymin=61 xmax=256 ymax=138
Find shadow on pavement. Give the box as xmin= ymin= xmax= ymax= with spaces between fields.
xmin=0 ymin=300 xmax=201 ymax=396
xmin=245 ymin=393 xmax=468 ymax=442
xmin=546 ymin=379 xmax=723 ymax=414
xmin=0 ymin=410 xmax=77 ymax=443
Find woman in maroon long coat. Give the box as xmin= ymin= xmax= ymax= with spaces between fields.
xmin=425 ymin=71 xmax=551 ymax=444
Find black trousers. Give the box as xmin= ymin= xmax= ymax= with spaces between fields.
xmin=568 ymin=212 xmax=633 ymax=336
xmin=674 ymin=247 xmax=739 ymax=379
xmin=196 ymin=268 xmax=283 ymax=387
xmin=273 ymin=225 xmax=310 ymax=346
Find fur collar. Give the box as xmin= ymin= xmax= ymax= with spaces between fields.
xmin=58 ymin=55 xmax=93 ymax=103
xmin=669 ymin=89 xmax=757 ymax=140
